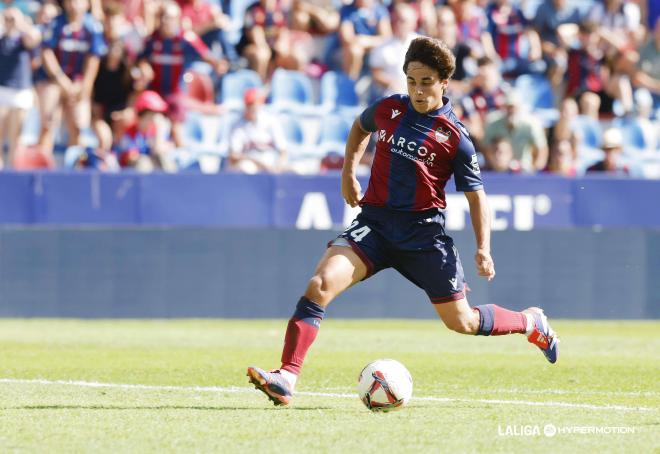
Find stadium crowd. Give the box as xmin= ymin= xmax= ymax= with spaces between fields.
xmin=0 ymin=0 xmax=658 ymax=176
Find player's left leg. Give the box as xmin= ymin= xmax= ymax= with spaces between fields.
xmin=434 ymin=300 xmax=559 ymax=363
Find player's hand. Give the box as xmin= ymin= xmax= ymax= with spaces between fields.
xmin=475 ymin=249 xmax=495 ymax=281
xmin=341 ymin=173 xmax=362 ymax=207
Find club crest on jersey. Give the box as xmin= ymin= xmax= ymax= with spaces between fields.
xmin=435 ymin=127 xmax=451 ymax=143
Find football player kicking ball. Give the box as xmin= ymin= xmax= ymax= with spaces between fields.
xmin=248 ymin=37 xmax=559 ymax=406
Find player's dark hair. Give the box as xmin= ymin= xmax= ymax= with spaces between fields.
xmin=403 ymin=37 xmax=456 ymax=81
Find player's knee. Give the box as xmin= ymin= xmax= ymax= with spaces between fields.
xmin=305 ymin=273 xmax=334 ymax=306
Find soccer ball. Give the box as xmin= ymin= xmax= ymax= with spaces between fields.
xmin=357 ymin=359 xmax=413 ymax=411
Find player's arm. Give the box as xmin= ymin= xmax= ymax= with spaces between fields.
xmin=342 ymin=117 xmax=372 ymax=207
xmin=453 ymin=126 xmax=495 ymax=280
xmin=464 ymin=189 xmax=495 ymax=280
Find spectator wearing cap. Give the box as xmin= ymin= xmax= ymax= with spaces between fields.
xmin=368 ymin=3 xmax=418 ymax=100
xmin=114 ymin=90 xmax=176 ymax=172
xmin=39 ymin=0 xmax=107 ymax=156
xmin=586 ymin=127 xmax=629 ymax=174
xmin=482 ymin=89 xmax=549 ymax=172
xmin=0 ymin=7 xmax=41 ymax=169
xmin=339 ymin=0 xmax=392 ymax=80
xmin=228 ymin=88 xmax=288 ymax=174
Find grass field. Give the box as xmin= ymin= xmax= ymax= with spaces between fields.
xmin=0 ymin=319 xmax=658 ymax=453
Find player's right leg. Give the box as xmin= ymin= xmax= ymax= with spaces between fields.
xmin=247 ymin=245 xmax=368 ymax=406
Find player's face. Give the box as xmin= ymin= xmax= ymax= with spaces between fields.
xmin=405 ymin=61 xmax=448 ymax=113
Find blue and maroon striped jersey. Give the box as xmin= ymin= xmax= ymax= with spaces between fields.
xmin=487 ymin=4 xmax=527 ymax=61
xmin=43 ymin=13 xmax=107 ymax=81
xmin=359 ymin=94 xmax=483 ymax=211
xmin=140 ymin=30 xmax=210 ymax=97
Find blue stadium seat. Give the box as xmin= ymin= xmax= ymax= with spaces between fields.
xmin=220 ymin=69 xmax=262 ymax=111
xmin=514 ymin=74 xmax=558 ymax=126
xmin=317 ymin=114 xmax=352 ymax=155
xmin=278 ymin=114 xmax=304 ymax=146
xmin=613 ymin=118 xmax=648 ymax=151
xmin=320 ymin=71 xmax=360 ymax=113
xmin=270 ymin=69 xmax=315 ymax=114
xmin=572 ymin=115 xmax=602 ymax=149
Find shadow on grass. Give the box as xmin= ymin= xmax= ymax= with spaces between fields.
xmin=2 ymin=405 xmax=332 ymax=411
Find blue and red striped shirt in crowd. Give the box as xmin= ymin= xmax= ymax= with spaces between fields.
xmin=140 ymin=30 xmax=210 ymax=97
xmin=566 ymin=48 xmax=603 ymax=97
xmin=359 ymin=94 xmax=483 ymax=211
xmin=486 ymin=3 xmax=527 ymax=60
xmin=43 ymin=13 xmax=107 ymax=81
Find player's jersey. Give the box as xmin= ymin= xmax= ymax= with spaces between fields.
xmin=140 ymin=30 xmax=210 ymax=97
xmin=486 ymin=4 xmax=527 ymax=60
xmin=43 ymin=13 xmax=107 ymax=81
xmin=359 ymin=94 xmax=483 ymax=212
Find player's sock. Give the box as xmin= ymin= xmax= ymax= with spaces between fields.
xmin=280 ymin=297 xmax=325 ymax=376
xmin=474 ymin=304 xmax=527 ymax=336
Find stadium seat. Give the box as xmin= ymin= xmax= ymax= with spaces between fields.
xmin=572 ymin=115 xmax=603 ymax=149
xmin=220 ymin=69 xmax=262 ymax=111
xmin=279 ymin=114 xmax=305 ymax=146
xmin=613 ymin=118 xmax=650 ymax=151
xmin=270 ymin=69 xmax=316 ymax=114
xmin=514 ymin=74 xmax=558 ymax=126
xmin=317 ymin=114 xmax=352 ymax=155
xmin=320 ymin=71 xmax=360 ymax=114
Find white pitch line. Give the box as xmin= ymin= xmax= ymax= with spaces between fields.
xmin=0 ymin=378 xmax=655 ymax=413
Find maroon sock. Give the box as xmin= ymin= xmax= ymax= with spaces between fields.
xmin=280 ymin=297 xmax=325 ymax=375
xmin=474 ymin=304 xmax=527 ymax=336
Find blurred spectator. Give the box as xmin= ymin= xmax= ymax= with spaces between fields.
xmin=586 ymin=127 xmax=629 ymax=174
xmin=545 ymin=138 xmax=577 ymax=176
xmin=368 ymin=3 xmax=417 ymax=99
xmin=290 ymin=0 xmax=341 ymax=75
xmin=435 ymin=5 xmax=474 ymax=95
xmin=532 ymin=0 xmax=580 ymax=87
xmin=179 ymin=0 xmax=236 ymax=64
xmin=92 ymin=3 xmax=144 ymax=156
xmin=631 ymin=17 xmax=660 ymax=102
xmin=482 ymin=136 xmax=520 ymax=172
xmin=586 ymin=0 xmax=643 ymax=49
xmin=339 ymin=0 xmax=391 ymax=80
xmin=632 ymin=88 xmax=658 ymax=150
xmin=461 ymin=56 xmax=507 ymax=141
xmin=114 ymin=90 xmax=176 ymax=172
xmin=389 ymin=0 xmax=437 ymax=36
xmin=228 ymin=88 xmax=287 ymax=174
xmin=0 ymin=7 xmax=40 ymax=169
xmin=138 ymin=1 xmax=226 ymax=148
xmin=565 ymin=22 xmax=633 ymax=117
xmin=578 ymin=90 xmax=602 ymax=120
xmin=549 ymin=97 xmax=579 ymax=146
xmin=482 ymin=90 xmax=549 ymax=172
xmin=237 ymin=0 xmax=311 ymax=82
xmin=485 ymin=0 xmax=544 ymax=77
xmin=447 ymin=0 xmax=497 ymax=62
xmin=39 ymin=0 xmax=107 ymax=155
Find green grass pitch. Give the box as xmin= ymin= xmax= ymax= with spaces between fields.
xmin=0 ymin=319 xmax=658 ymax=453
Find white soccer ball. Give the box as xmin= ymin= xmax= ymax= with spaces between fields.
xmin=357 ymin=359 xmax=413 ymax=411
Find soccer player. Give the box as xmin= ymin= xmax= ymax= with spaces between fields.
xmin=247 ymin=36 xmax=559 ymax=406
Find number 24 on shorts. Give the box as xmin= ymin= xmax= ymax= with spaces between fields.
xmin=344 ymin=220 xmax=371 ymax=242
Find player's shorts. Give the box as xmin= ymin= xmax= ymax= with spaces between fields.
xmin=329 ymin=204 xmax=466 ymax=304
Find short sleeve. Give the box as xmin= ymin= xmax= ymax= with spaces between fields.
xmin=453 ymin=128 xmax=484 ymax=192
xmin=359 ymin=100 xmax=381 ymax=132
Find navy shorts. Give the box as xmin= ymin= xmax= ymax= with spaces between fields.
xmin=329 ymin=205 xmax=466 ymax=304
